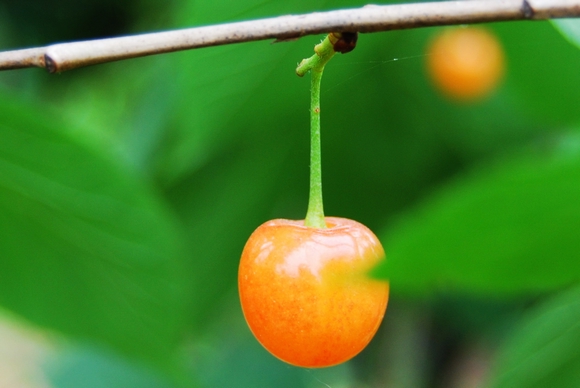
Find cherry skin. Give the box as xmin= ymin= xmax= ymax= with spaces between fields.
xmin=238 ymin=217 xmax=389 ymax=368
xmin=427 ymin=27 xmax=505 ymax=101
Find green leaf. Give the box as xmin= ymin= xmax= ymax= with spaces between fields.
xmin=494 ymin=21 xmax=580 ymax=126
xmin=486 ymin=286 xmax=580 ymax=388
xmin=374 ymin=133 xmax=580 ymax=295
xmin=552 ymin=19 xmax=580 ymax=50
xmin=0 ymin=96 xmax=189 ymax=369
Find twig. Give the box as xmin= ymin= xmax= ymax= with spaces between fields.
xmin=1 ymin=0 xmax=579 ymax=73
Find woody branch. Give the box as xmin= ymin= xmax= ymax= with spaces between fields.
xmin=0 ymin=0 xmax=578 ymax=73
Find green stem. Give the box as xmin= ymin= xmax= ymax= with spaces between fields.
xmin=304 ymin=66 xmax=326 ymax=228
xmin=297 ymin=35 xmax=337 ymax=229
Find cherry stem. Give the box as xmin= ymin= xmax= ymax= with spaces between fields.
xmin=304 ymin=67 xmax=326 ymax=228
xmin=296 ymin=35 xmax=337 ymax=229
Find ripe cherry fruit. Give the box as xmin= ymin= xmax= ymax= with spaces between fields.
xmin=239 ymin=217 xmax=389 ymax=368
xmin=239 ymin=34 xmax=389 ymax=368
xmin=427 ymin=27 xmax=505 ymax=101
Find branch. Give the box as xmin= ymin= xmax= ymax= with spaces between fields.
xmin=1 ymin=0 xmax=578 ymax=73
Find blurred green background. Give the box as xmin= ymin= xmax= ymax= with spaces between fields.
xmin=1 ymin=0 xmax=580 ymax=387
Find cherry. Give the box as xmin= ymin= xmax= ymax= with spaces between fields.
xmin=239 ymin=34 xmax=389 ymax=367
xmin=427 ymin=27 xmax=505 ymax=101
xmin=238 ymin=217 xmax=389 ymax=367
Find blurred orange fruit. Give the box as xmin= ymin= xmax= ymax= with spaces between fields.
xmin=427 ymin=27 xmax=505 ymax=101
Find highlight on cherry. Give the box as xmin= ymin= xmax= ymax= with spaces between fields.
xmin=238 ymin=33 xmax=389 ymax=368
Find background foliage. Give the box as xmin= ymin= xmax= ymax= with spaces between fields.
xmin=1 ymin=1 xmax=579 ymax=387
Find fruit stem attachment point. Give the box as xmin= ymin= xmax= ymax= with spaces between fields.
xmin=297 ymin=33 xmax=358 ymax=229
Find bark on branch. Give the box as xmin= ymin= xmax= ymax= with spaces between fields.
xmin=1 ymin=0 xmax=579 ymax=73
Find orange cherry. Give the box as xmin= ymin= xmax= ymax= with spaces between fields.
xmin=238 ymin=217 xmax=389 ymax=368
xmin=427 ymin=27 xmax=505 ymax=101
